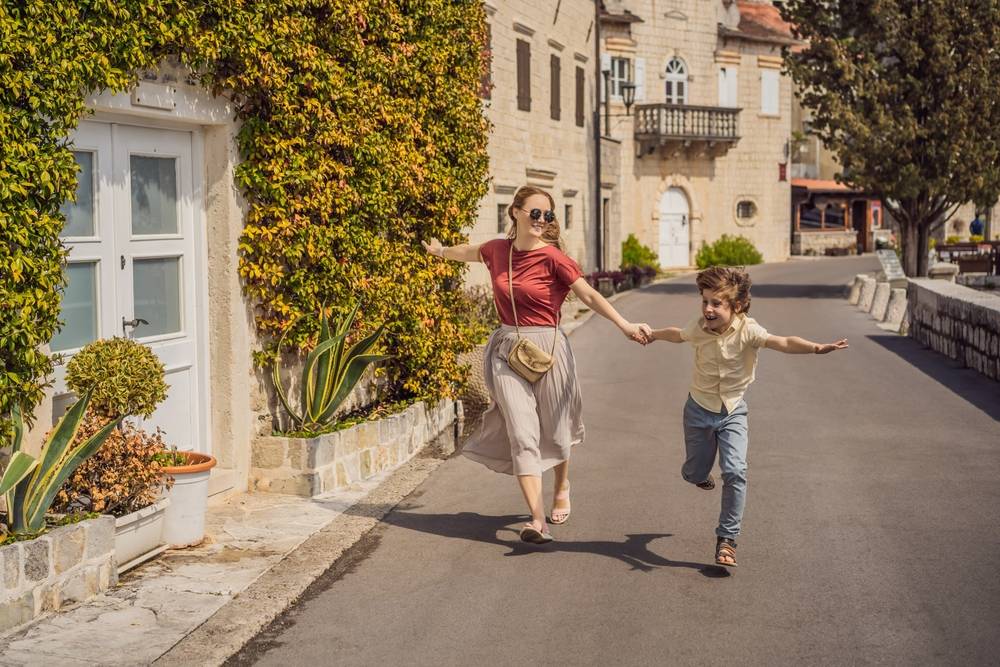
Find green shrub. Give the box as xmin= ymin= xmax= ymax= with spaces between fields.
xmin=695 ymin=235 xmax=764 ymax=269
xmin=620 ymin=234 xmax=660 ymax=270
xmin=65 ymin=338 xmax=167 ymax=420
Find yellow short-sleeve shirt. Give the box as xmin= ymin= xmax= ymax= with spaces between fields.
xmin=680 ymin=313 xmax=769 ymax=413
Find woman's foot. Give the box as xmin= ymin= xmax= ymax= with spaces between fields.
xmin=715 ymin=537 xmax=737 ymax=567
xmin=520 ymin=520 xmax=553 ymax=544
xmin=550 ymin=483 xmax=571 ymax=525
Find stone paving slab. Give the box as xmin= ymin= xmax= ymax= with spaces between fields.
xmin=0 ymin=471 xmax=394 ymax=666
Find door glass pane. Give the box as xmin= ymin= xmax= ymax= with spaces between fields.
xmin=51 ymin=262 xmax=98 ymax=351
xmin=130 ymin=155 xmax=178 ymax=235
xmin=60 ymin=152 xmax=96 ymax=238
xmin=133 ymin=257 xmax=181 ymax=336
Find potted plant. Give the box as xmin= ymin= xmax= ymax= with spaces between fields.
xmin=155 ymin=448 xmax=217 ymax=548
xmin=55 ymin=338 xmax=173 ymax=571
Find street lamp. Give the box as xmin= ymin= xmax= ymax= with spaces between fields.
xmin=621 ymin=82 xmax=636 ymax=115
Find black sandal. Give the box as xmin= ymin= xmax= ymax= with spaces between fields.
xmin=715 ymin=537 xmax=737 ymax=567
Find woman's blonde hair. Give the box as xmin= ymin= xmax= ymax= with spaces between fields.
xmin=506 ymin=186 xmax=562 ymax=250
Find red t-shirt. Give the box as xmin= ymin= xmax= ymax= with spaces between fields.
xmin=479 ymin=239 xmax=583 ymax=327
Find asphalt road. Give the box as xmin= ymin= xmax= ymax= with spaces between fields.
xmin=234 ymin=257 xmax=1000 ymax=666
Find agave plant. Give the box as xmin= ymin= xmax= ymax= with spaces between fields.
xmin=273 ymin=303 xmax=391 ymax=432
xmin=0 ymin=396 xmax=121 ymax=535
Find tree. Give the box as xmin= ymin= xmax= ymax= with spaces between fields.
xmin=781 ymin=0 xmax=1000 ymax=276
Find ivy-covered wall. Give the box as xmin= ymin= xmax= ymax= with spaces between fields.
xmin=0 ymin=0 xmax=490 ymax=440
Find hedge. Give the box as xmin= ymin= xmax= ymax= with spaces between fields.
xmin=0 ymin=0 xmax=490 ymax=441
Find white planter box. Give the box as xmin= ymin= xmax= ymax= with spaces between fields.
xmin=114 ymin=497 xmax=170 ymax=574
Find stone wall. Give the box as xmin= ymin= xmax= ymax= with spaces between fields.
xmin=907 ymin=279 xmax=1000 ymax=381
xmin=0 ymin=517 xmax=117 ymax=634
xmin=251 ymin=399 xmax=461 ymax=497
xmin=792 ymin=230 xmax=857 ymax=256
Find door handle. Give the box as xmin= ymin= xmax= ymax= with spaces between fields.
xmin=122 ymin=317 xmax=150 ymax=335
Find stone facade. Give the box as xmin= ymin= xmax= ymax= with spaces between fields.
xmin=0 ymin=517 xmax=117 ymax=634
xmin=907 ymin=279 xmax=1000 ymax=381
xmin=602 ymin=0 xmax=794 ymax=267
xmin=251 ymin=399 xmax=461 ymax=497
xmin=792 ymin=229 xmax=857 ymax=256
xmin=470 ymin=1 xmax=598 ymax=284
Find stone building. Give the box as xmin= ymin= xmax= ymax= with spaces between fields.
xmin=599 ymin=0 xmax=796 ymax=268
xmin=470 ymin=1 xmax=598 ymax=285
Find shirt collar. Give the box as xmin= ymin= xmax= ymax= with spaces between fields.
xmin=700 ymin=313 xmax=745 ymax=337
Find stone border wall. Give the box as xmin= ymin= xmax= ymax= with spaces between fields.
xmin=0 ymin=517 xmax=117 ymax=634
xmin=907 ymin=279 xmax=1000 ymax=381
xmin=251 ymin=398 xmax=461 ymax=497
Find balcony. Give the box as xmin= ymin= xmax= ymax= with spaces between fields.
xmin=634 ymin=103 xmax=741 ymax=158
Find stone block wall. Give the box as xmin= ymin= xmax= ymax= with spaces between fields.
xmin=0 ymin=517 xmax=117 ymax=634
xmin=907 ymin=279 xmax=1000 ymax=381
xmin=251 ymin=399 xmax=461 ymax=497
xmin=792 ymin=230 xmax=857 ymax=256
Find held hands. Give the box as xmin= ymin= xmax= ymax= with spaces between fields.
xmin=816 ymin=338 xmax=849 ymax=354
xmin=422 ymin=238 xmax=444 ymax=258
xmin=622 ymin=322 xmax=653 ymax=345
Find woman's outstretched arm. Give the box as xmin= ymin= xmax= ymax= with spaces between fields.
xmin=422 ymin=237 xmax=483 ymax=263
xmin=568 ymin=278 xmax=651 ymax=344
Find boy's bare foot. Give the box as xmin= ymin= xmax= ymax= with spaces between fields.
xmin=551 ymin=483 xmax=571 ymax=525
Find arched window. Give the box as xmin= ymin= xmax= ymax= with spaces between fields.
xmin=665 ymin=58 xmax=688 ymax=105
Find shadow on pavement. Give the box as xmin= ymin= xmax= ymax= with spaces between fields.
xmin=867 ymin=334 xmax=1000 ymax=421
xmin=646 ymin=282 xmax=847 ymax=299
xmin=358 ymin=506 xmax=727 ymax=577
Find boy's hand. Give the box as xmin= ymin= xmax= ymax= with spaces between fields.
xmin=622 ymin=322 xmax=652 ymax=345
xmin=816 ymin=338 xmax=849 ymax=354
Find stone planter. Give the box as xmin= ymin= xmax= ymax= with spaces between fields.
xmin=0 ymin=517 xmax=116 ymax=634
xmin=114 ymin=497 xmax=170 ymax=574
xmin=252 ymin=399 xmax=460 ymax=497
xmin=596 ymin=277 xmax=615 ymax=297
xmin=161 ymin=452 xmax=218 ymax=548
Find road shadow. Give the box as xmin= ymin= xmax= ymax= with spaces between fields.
xmin=867 ymin=334 xmax=1000 ymax=421
xmin=351 ymin=506 xmax=728 ymax=578
xmin=646 ymin=282 xmax=847 ymax=299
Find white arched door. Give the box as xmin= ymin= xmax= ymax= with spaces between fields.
xmin=658 ymin=188 xmax=690 ymax=267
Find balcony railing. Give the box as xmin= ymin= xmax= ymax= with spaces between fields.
xmin=634 ymin=103 xmax=741 ymax=156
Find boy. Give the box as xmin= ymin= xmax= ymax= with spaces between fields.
xmin=648 ymin=266 xmax=848 ymax=567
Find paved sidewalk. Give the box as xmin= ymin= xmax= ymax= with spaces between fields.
xmin=0 ymin=467 xmax=410 ymax=666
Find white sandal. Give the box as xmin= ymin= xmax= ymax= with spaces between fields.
xmin=519 ymin=523 xmax=553 ymax=544
xmin=550 ymin=484 xmax=571 ymax=525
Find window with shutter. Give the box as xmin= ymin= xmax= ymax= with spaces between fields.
xmin=550 ymin=54 xmax=561 ymax=120
xmin=517 ymin=40 xmax=531 ymax=111
xmin=575 ymin=66 xmax=585 ymax=127
xmin=718 ymin=67 xmax=738 ymax=107
xmin=761 ymin=69 xmax=779 ymax=115
xmin=665 ymin=58 xmax=688 ymax=104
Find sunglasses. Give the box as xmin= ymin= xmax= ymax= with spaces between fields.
xmin=520 ymin=207 xmax=556 ymax=224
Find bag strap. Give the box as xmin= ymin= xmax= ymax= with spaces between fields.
xmin=507 ymin=241 xmax=559 ymax=356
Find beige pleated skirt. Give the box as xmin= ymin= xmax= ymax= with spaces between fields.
xmin=462 ymin=325 xmax=585 ymax=476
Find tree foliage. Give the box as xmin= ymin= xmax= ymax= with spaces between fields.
xmin=0 ymin=0 xmax=490 ymax=441
xmin=781 ymin=0 xmax=1000 ymax=275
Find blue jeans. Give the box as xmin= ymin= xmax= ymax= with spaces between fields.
xmin=682 ymin=395 xmax=749 ymax=539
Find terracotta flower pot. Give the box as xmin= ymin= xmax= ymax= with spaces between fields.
xmin=161 ymin=452 xmax=217 ymax=548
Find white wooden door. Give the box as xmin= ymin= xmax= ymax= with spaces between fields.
xmin=54 ymin=121 xmax=206 ymax=453
xmin=658 ymin=188 xmax=690 ymax=267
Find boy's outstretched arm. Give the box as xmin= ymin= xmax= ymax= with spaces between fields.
xmin=764 ymin=335 xmax=848 ymax=354
xmin=648 ymin=327 xmax=685 ymax=343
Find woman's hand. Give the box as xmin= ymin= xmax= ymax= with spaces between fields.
xmin=621 ymin=322 xmax=652 ymax=345
xmin=422 ymin=238 xmax=444 ymax=258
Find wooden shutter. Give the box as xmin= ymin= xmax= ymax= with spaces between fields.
xmin=516 ymin=39 xmax=531 ymax=111
xmin=575 ymin=66 xmax=585 ymax=127
xmin=550 ymin=55 xmax=561 ymax=120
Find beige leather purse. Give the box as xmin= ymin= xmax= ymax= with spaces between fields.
xmin=505 ymin=243 xmax=558 ymax=383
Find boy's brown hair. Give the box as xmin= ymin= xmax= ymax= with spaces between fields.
xmin=696 ymin=266 xmax=752 ymax=314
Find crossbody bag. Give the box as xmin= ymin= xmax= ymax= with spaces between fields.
xmin=505 ymin=242 xmax=559 ymax=383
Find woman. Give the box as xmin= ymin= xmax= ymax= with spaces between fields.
xmin=423 ymin=186 xmax=650 ymax=543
